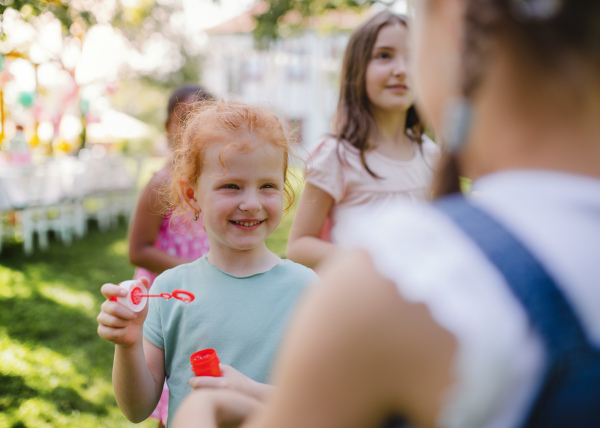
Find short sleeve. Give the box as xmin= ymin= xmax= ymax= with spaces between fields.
xmin=344 ymin=202 xmax=545 ymax=428
xmin=143 ymin=275 xmax=165 ymax=350
xmin=306 ymin=137 xmax=345 ymax=203
xmin=422 ymin=136 xmax=442 ymax=170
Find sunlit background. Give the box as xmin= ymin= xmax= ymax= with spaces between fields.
xmin=0 ymin=1 xmax=408 ymax=426
xmin=0 ymin=0 xmax=409 ymax=155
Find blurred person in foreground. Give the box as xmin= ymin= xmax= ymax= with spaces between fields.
xmin=173 ymin=0 xmax=600 ymax=426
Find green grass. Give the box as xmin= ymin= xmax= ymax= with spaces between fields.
xmin=0 ymin=176 xmax=299 ymax=427
xmin=0 ymin=223 xmax=156 ymax=428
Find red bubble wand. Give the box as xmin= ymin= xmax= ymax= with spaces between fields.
xmin=112 ymin=280 xmax=195 ymax=312
xmin=131 ymin=288 xmax=195 ymax=304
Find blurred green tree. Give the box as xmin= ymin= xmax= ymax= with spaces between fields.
xmin=0 ymin=1 xmax=204 ymax=88
xmin=254 ymin=0 xmax=401 ymax=41
xmin=0 ymin=1 xmax=94 ymax=36
xmin=0 ymin=1 xmax=212 ymax=151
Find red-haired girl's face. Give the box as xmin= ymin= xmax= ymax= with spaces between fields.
xmin=193 ymin=140 xmax=285 ymax=256
xmin=365 ymin=23 xmax=415 ymax=115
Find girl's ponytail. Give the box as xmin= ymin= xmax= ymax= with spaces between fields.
xmin=431 ymin=152 xmax=461 ymax=197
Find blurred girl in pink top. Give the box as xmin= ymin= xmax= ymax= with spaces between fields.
xmin=286 ymin=11 xmax=440 ymax=270
xmin=128 ymin=85 xmax=213 ymax=427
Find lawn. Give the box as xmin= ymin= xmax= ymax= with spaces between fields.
xmin=0 ymin=177 xmax=299 ymax=427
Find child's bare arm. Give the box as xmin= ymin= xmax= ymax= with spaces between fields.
xmin=286 ymin=183 xmax=338 ymax=269
xmin=128 ymin=175 xmax=191 ymax=274
xmin=189 ymin=364 xmax=275 ymax=402
xmin=97 ymin=280 xmax=166 ymax=422
xmin=112 ymin=338 xmax=165 ymax=422
xmin=173 ymin=389 xmax=263 ymax=428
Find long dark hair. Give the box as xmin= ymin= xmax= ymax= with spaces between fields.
xmin=334 ymin=10 xmax=424 ymax=178
xmin=432 ymin=0 xmax=600 ymax=197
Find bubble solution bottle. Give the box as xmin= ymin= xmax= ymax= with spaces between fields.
xmin=190 ymin=349 xmax=222 ymax=377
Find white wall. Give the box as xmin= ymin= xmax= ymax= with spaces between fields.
xmin=201 ymin=30 xmax=351 ymax=153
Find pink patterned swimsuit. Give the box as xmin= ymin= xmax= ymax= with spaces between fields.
xmin=134 ymin=210 xmax=210 ymax=284
xmin=134 ymin=207 xmax=210 ymax=426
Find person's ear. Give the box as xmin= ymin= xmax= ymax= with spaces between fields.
xmin=180 ymin=179 xmax=201 ymax=214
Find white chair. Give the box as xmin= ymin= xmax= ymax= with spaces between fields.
xmin=79 ymin=153 xmax=141 ymax=231
xmin=20 ymin=161 xmax=73 ymax=252
xmin=80 ymin=156 xmax=112 ymax=232
xmin=105 ymin=155 xmax=141 ymax=227
xmin=55 ymin=156 xmax=87 ymax=240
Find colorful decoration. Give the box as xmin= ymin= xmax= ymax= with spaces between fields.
xmin=18 ymin=92 xmax=35 ymax=108
xmin=80 ymin=98 xmax=89 ymax=116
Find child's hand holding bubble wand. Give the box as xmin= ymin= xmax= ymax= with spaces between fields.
xmin=109 ymin=280 xmax=195 ymax=312
xmin=97 ymin=279 xmax=195 ymax=348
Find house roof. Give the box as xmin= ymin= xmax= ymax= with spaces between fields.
xmin=205 ymin=1 xmax=368 ymax=35
xmin=205 ymin=2 xmax=267 ymax=35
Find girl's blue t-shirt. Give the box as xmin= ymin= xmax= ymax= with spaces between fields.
xmin=143 ymin=256 xmax=317 ymax=424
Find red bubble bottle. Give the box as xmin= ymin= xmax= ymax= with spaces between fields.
xmin=190 ymin=348 xmax=222 ymax=377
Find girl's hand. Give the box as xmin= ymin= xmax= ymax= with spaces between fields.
xmin=96 ymin=278 xmax=150 ymax=348
xmin=189 ymin=365 xmax=273 ymax=401
xmin=172 ymin=389 xmax=263 ymax=428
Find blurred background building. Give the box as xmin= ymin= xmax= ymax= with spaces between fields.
xmin=202 ymin=4 xmax=367 ymax=151
xmin=202 ymin=1 xmax=410 ymax=151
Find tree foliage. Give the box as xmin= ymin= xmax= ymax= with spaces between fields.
xmin=254 ymin=0 xmax=397 ymax=40
xmin=0 ymin=1 xmax=94 ymax=34
xmin=0 ymin=0 xmax=203 ymax=89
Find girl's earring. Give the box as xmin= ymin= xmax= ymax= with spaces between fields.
xmin=193 ymin=212 xmax=199 ymax=222
xmin=442 ymin=96 xmax=473 ymax=154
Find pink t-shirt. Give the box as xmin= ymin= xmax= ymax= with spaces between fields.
xmin=306 ymin=136 xmax=440 ymax=244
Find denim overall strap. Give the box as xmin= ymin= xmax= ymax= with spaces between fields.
xmin=434 ymin=194 xmax=589 ymax=358
xmin=435 ymin=194 xmax=600 ymax=428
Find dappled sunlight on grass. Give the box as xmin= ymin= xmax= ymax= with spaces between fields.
xmin=0 ymin=267 xmax=31 ymax=299
xmin=0 ymin=335 xmax=131 ymax=427
xmin=109 ymin=239 xmax=130 ymax=257
xmin=38 ymin=284 xmax=97 ymax=315
xmin=0 ymin=223 xmax=154 ymax=427
xmin=1 ymin=334 xmax=87 ymax=392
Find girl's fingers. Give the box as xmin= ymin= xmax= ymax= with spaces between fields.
xmin=189 ymin=376 xmax=228 ymax=389
xmin=97 ymin=324 xmax=127 ymax=342
xmin=138 ymin=276 xmax=151 ymax=288
xmin=97 ymin=311 xmax=134 ymax=328
xmin=100 ymin=300 xmax=137 ymax=320
xmin=100 ymin=283 xmax=128 ymax=299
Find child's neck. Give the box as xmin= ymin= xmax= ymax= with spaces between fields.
xmin=371 ymin=108 xmax=409 ymax=147
xmin=206 ymin=245 xmax=282 ymax=277
xmin=371 ymin=109 xmax=415 ymax=161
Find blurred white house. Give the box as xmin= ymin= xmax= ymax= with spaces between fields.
xmin=200 ymin=3 xmax=370 ymax=153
